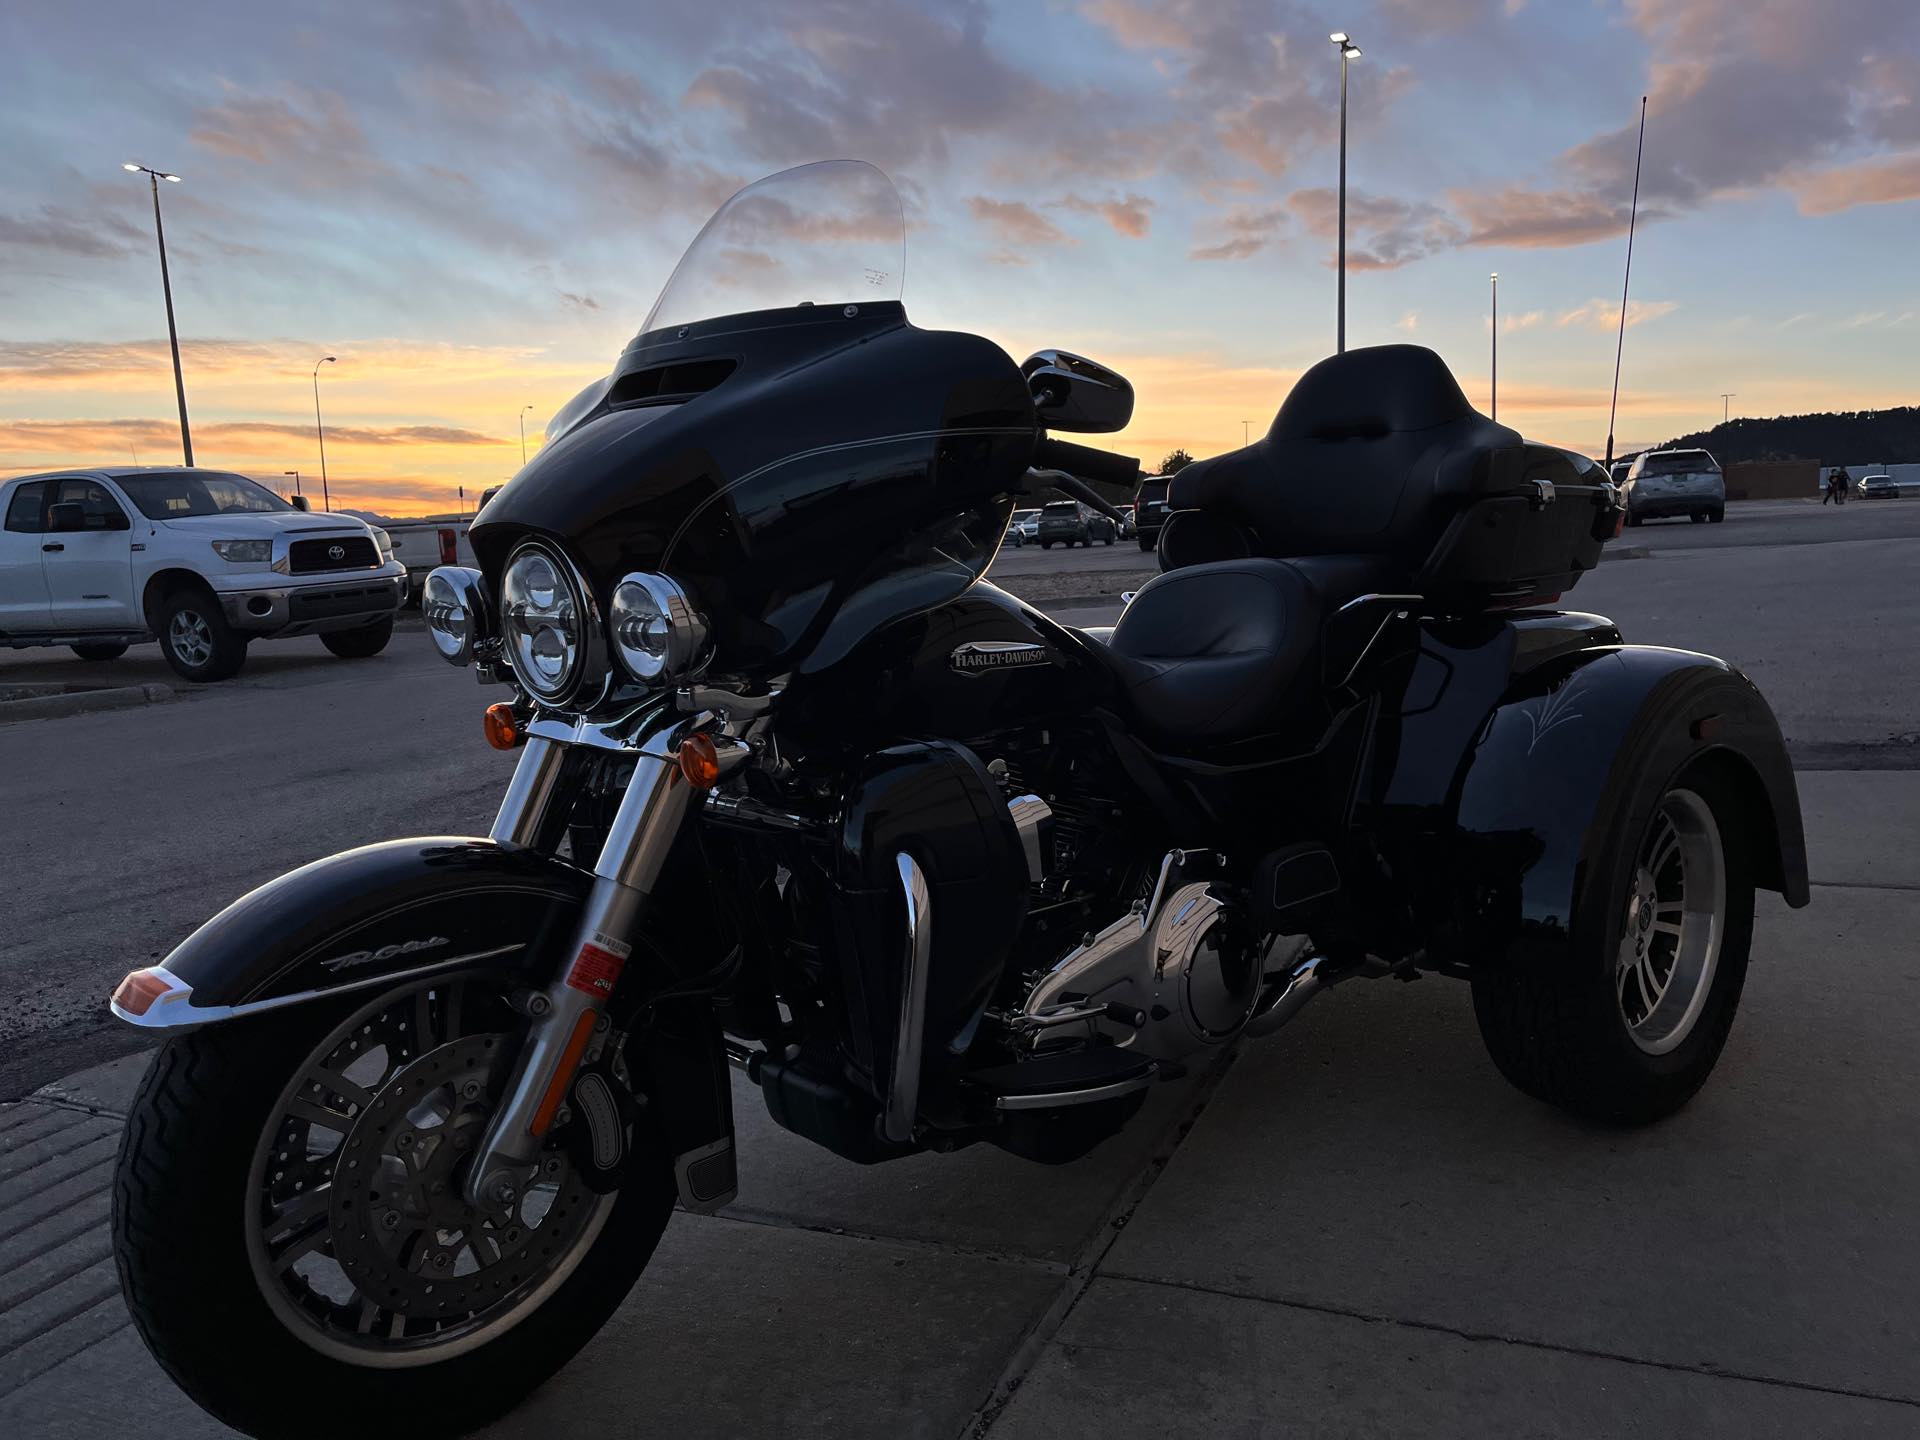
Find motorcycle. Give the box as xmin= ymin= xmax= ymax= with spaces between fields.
xmin=108 ymin=161 xmax=1808 ymax=1438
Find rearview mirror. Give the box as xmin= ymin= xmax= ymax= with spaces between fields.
xmin=1023 ymin=349 xmax=1134 ymax=433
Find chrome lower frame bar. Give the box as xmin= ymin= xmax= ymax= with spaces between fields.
xmin=464 ymin=712 xmax=702 ymax=1208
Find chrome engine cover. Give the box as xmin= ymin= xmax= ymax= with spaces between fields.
xmin=1021 ymin=852 xmax=1261 ymax=1061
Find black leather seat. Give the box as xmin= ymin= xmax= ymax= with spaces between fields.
xmin=1101 ymin=554 xmax=1394 ymax=744
xmin=1169 ymin=344 xmax=1521 ymax=578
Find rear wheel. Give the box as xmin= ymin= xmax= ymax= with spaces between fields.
xmin=158 ymin=589 xmax=247 ymax=682
xmin=321 ymin=616 xmax=395 ymax=659
xmin=71 ymin=642 xmax=128 ymax=661
xmin=113 ymin=972 xmax=674 ymax=1440
xmin=1040 ymin=540 xmax=1052 ymax=550
xmin=1689 ymin=512 xmax=1706 ymax=523
xmin=1710 ymin=507 xmax=1725 ymax=523
xmin=1470 ymin=768 xmax=1753 ymax=1124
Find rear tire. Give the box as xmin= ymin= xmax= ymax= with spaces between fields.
xmin=1689 ymin=512 xmax=1706 ymax=524
xmin=1040 ymin=540 xmax=1052 ymax=550
xmin=320 ymin=616 xmax=394 ymax=659
xmin=1470 ymin=765 xmax=1754 ymax=1125
xmin=114 ymin=980 xmax=675 ymax=1440
xmin=158 ymin=589 xmax=247 ymax=682
xmin=1138 ymin=536 xmax=1154 ymax=551
xmin=1710 ymin=507 xmax=1725 ymax=523
xmin=71 ymin=642 xmax=128 ymax=661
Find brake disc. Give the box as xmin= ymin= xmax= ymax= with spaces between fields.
xmin=328 ymin=1034 xmax=599 ymax=1321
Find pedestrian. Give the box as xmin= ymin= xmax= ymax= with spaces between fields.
xmin=1824 ymin=467 xmax=1849 ymax=505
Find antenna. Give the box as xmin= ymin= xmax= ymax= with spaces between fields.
xmin=1604 ymin=95 xmax=1648 ymax=471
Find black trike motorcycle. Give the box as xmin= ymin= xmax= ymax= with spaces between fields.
xmin=109 ymin=162 xmax=1807 ymax=1438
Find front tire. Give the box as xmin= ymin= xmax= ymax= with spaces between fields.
xmin=158 ymin=589 xmax=247 ymax=682
xmin=321 ymin=616 xmax=395 ymax=659
xmin=113 ymin=975 xmax=674 ymax=1440
xmin=1470 ymin=767 xmax=1754 ymax=1124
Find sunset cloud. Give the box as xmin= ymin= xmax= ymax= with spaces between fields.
xmin=1555 ymin=299 xmax=1680 ymax=332
xmin=1792 ymin=150 xmax=1920 ymax=214
xmin=967 ymin=196 xmax=1073 ymax=248
xmin=1061 ymin=193 xmax=1154 ymax=239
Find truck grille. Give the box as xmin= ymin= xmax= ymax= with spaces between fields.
xmin=288 ymin=536 xmax=378 ymax=573
xmin=289 ymin=584 xmax=392 ymax=621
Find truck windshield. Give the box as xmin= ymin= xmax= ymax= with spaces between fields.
xmin=116 ymin=471 xmax=293 ymax=519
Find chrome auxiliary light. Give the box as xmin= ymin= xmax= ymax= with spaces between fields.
xmin=422 ymin=565 xmax=490 ymax=666
xmin=610 ymin=572 xmax=710 ymax=683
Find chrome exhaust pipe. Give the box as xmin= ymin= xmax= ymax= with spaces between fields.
xmin=1244 ymin=952 xmax=1347 ymax=1038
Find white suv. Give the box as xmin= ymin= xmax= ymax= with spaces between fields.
xmin=1 ymin=467 xmax=407 ymax=682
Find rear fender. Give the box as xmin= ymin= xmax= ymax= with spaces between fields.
xmin=111 ymin=837 xmax=590 ymax=1030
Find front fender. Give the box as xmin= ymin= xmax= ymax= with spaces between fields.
xmin=1446 ymin=645 xmax=1808 ymax=961
xmin=111 ymin=837 xmax=591 ymax=1030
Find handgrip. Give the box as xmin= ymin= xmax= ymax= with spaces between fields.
xmin=1034 ymin=436 xmax=1141 ymax=491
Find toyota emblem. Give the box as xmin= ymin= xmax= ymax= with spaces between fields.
xmin=327 ymin=544 xmax=346 ymax=561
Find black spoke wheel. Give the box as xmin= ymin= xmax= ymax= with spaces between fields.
xmin=114 ymin=973 xmax=674 ymax=1438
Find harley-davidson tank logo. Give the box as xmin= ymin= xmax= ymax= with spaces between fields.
xmin=950 ymin=640 xmax=1052 ymax=676
xmin=319 ymin=935 xmax=450 ymax=972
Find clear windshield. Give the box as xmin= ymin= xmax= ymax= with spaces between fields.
xmin=642 ymin=160 xmax=906 ymax=335
xmin=117 ymin=471 xmax=293 ymax=519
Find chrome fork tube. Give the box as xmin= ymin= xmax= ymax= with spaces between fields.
xmin=465 ymin=734 xmax=696 ymax=1208
xmin=490 ymin=737 xmax=579 ymax=853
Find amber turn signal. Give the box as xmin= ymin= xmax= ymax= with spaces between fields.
xmin=483 ymin=702 xmax=522 ymax=750
xmin=112 ymin=968 xmax=173 ymax=1017
xmin=678 ymin=732 xmax=721 ymax=789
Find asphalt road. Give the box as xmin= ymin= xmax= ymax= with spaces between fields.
xmin=3 ymin=498 xmax=1918 ymax=1435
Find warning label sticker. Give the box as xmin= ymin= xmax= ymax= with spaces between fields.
xmin=565 ymin=942 xmax=627 ymax=997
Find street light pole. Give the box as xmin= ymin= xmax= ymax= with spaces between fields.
xmin=313 ymin=356 xmax=336 ymax=511
xmin=520 ymin=404 xmax=534 ymax=465
xmin=1330 ymin=33 xmax=1362 ymax=354
xmin=1490 ymin=272 xmax=1499 ymax=423
xmin=123 ymin=163 xmax=192 ymax=466
xmin=1242 ymin=420 xmax=1251 ymax=447
xmin=1720 ymin=392 xmax=1736 ymax=428
xmin=283 ymin=469 xmax=301 ymax=500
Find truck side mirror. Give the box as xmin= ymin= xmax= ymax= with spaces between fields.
xmin=1022 ymin=349 xmax=1134 ymax=433
xmin=290 ymin=494 xmax=311 ymax=512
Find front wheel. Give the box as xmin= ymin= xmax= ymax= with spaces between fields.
xmin=1470 ymin=769 xmax=1754 ymax=1124
xmin=159 ymin=589 xmax=247 ymax=682
xmin=321 ymin=616 xmax=395 ymax=659
xmin=113 ymin=973 xmax=674 ymax=1440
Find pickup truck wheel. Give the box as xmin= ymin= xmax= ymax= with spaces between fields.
xmin=320 ymin=616 xmax=394 ymax=659
xmin=71 ymin=642 xmax=129 ymax=661
xmin=159 ymin=591 xmax=247 ymax=683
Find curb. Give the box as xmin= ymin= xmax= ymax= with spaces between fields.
xmin=0 ymin=682 xmax=174 ymax=725
xmin=1604 ymin=545 xmax=1651 ymax=561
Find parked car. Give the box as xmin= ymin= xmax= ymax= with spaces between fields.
xmin=380 ymin=517 xmax=477 ymax=603
xmin=1858 ymin=473 xmax=1902 ymax=500
xmin=1622 ymin=448 xmax=1725 ymax=525
xmin=1116 ymin=503 xmax=1136 ymax=538
xmin=1037 ymin=499 xmax=1115 ymax=548
xmin=1008 ymin=508 xmax=1041 ymax=545
xmin=0 ymin=467 xmax=407 ymax=681
xmin=1133 ymin=475 xmax=1170 ymax=550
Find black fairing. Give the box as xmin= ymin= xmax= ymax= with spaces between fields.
xmin=832 ymin=744 xmax=1029 ymax=1121
xmin=470 ymin=303 xmax=1035 ymax=677
xmin=160 ymin=839 xmax=591 ymax=1009
xmin=780 ymin=582 xmax=1107 ymax=750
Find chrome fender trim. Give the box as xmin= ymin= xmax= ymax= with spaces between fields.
xmin=882 ymin=852 xmax=932 ymax=1144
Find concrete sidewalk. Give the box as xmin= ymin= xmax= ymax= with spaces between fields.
xmin=5 ymin=771 xmax=1919 ymax=1438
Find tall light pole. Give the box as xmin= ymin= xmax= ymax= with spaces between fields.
xmin=520 ymin=404 xmax=534 ymax=465
xmin=1720 ymin=392 xmax=1736 ymax=428
xmin=283 ymin=469 xmax=302 ymax=500
xmin=1329 ymin=32 xmax=1362 ymax=354
xmin=1242 ymin=420 xmax=1252 ymax=447
xmin=1490 ymin=272 xmax=1499 ymax=423
xmin=122 ymin=163 xmax=192 ymax=466
xmin=312 ymin=356 xmax=336 ymax=511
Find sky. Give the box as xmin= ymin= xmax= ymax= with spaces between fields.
xmin=1 ymin=0 xmax=1916 ymax=515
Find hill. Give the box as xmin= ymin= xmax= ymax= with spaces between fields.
xmin=1643 ymin=406 xmax=1920 ymax=466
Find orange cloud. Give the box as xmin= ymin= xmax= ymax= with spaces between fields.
xmin=1793 ymin=150 xmax=1920 ymax=215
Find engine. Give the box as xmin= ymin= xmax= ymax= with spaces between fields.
xmin=1017 ymin=849 xmax=1262 ymax=1062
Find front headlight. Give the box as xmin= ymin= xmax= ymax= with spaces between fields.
xmin=500 ymin=543 xmax=590 ymax=701
xmin=423 ymin=565 xmax=488 ymax=666
xmin=371 ymin=526 xmax=393 ymax=558
xmin=211 ymin=539 xmax=272 ymax=564
xmin=610 ymin=572 xmax=710 ymax=683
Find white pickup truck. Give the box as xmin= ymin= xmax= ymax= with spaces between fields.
xmin=1 ymin=466 xmax=407 ymax=682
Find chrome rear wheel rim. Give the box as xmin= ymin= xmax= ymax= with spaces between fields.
xmin=1616 ymin=788 xmax=1725 ymax=1055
